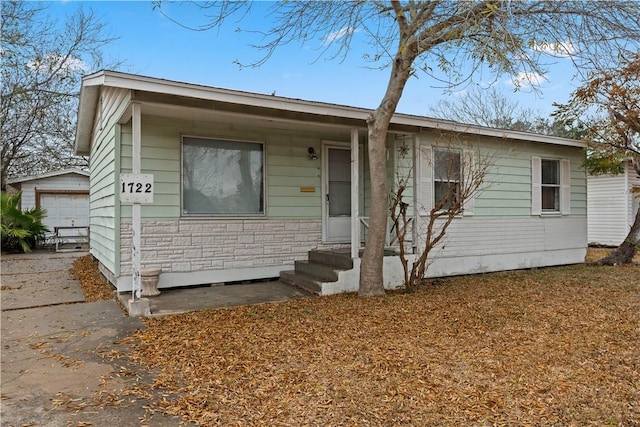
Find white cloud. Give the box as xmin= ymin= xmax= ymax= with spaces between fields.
xmin=323 ymin=26 xmax=355 ymax=45
xmin=509 ymin=71 xmax=548 ymax=89
xmin=28 ymin=53 xmax=88 ymax=74
xmin=532 ymin=41 xmax=577 ymax=58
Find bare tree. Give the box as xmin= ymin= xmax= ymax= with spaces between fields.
xmin=429 ymin=86 xmax=573 ymax=136
xmin=390 ymin=138 xmax=492 ymax=292
xmin=0 ymin=1 xmax=117 ymax=190
xmin=158 ymin=1 xmax=640 ymax=295
xmin=555 ymin=51 xmax=640 ymax=265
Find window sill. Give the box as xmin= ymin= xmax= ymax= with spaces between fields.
xmin=180 ymin=214 xmax=267 ymax=220
xmin=539 ymin=212 xmax=562 ymax=217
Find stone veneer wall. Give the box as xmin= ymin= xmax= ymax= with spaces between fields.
xmin=119 ymin=219 xmax=350 ymax=276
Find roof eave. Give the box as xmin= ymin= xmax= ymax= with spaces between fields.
xmin=75 ymin=72 xmax=106 ymax=156
xmin=75 ymin=70 xmax=586 ymax=151
xmin=7 ymin=168 xmax=89 ymax=184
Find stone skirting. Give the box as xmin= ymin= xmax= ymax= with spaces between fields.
xmin=119 ymin=219 xmax=349 ymax=276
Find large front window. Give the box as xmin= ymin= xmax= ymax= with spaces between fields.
xmin=182 ymin=137 xmax=264 ymax=215
xmin=433 ymin=148 xmax=461 ymax=210
xmin=541 ymin=159 xmax=560 ymax=212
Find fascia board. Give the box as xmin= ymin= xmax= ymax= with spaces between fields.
xmin=79 ymin=70 xmax=586 ymax=151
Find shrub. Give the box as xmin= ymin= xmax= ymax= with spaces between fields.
xmin=1 ymin=191 xmax=49 ymax=253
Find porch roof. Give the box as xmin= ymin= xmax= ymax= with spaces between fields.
xmin=75 ymin=70 xmax=586 ymax=155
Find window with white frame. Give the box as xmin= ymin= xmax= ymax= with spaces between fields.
xmin=541 ymin=159 xmax=560 ymax=212
xmin=182 ymin=136 xmax=264 ymax=215
xmin=433 ymin=148 xmax=461 ymax=210
xmin=532 ymin=156 xmax=570 ymax=215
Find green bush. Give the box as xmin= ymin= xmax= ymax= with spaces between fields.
xmin=1 ymin=191 xmax=50 ymax=253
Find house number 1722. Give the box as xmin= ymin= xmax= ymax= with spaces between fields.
xmin=119 ymin=173 xmax=154 ymax=204
xmin=122 ymin=182 xmax=152 ymax=193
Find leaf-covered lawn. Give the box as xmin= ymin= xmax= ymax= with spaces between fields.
xmin=109 ymin=254 xmax=639 ymax=426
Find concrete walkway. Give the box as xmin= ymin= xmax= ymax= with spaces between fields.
xmin=1 ymin=251 xmax=180 ymax=426
xmin=1 ymin=250 xmax=313 ymax=426
xmin=119 ymin=280 xmax=313 ymax=317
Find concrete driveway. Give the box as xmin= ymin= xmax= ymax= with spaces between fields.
xmin=1 ymin=251 xmax=180 ymax=426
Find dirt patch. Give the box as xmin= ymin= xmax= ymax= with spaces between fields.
xmin=586 ymin=246 xmax=640 ymax=264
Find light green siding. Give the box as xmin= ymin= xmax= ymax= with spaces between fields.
xmin=89 ymin=87 xmax=130 ymax=275
xmin=416 ymin=131 xmax=586 ymax=219
xmin=118 ymin=116 xmax=354 ymax=221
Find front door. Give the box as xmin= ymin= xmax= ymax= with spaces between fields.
xmin=324 ymin=144 xmax=351 ymax=242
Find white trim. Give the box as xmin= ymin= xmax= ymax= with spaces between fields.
xmin=531 ymin=156 xmax=542 ymax=216
xmin=131 ymin=103 xmax=142 ymax=299
xmin=7 ymin=169 xmax=89 ymax=184
xmin=463 ymin=149 xmax=475 ymax=216
xmin=115 ymin=264 xmax=288 ymax=293
xmin=180 ymin=135 xmax=267 ymax=217
xmin=319 ymin=247 xmax=587 ymax=295
xmin=624 ymin=161 xmax=630 ymax=227
xmin=350 ymin=129 xmax=360 ymax=259
xmin=417 ymin=145 xmax=433 ymax=215
xmin=77 ymin=70 xmax=587 ymax=155
xmin=322 ymin=141 xmax=352 ymax=243
xmin=561 ymin=159 xmax=571 ymax=215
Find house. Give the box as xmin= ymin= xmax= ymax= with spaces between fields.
xmin=6 ymin=169 xmax=90 ymax=235
xmin=587 ymin=160 xmax=640 ymax=246
xmin=75 ymin=70 xmax=587 ymax=294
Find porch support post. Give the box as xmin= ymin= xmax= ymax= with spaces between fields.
xmin=350 ymin=128 xmax=359 ymax=259
xmin=131 ymin=102 xmax=142 ymax=300
xmin=412 ymin=134 xmax=419 ymax=254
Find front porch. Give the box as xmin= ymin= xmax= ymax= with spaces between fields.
xmin=118 ymin=279 xmax=314 ymax=317
xmin=118 ymin=245 xmax=408 ymax=316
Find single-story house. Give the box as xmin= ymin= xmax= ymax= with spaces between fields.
xmin=6 ymin=169 xmax=90 ymax=233
xmin=75 ymin=70 xmax=587 ymax=295
xmin=587 ymin=159 xmax=640 ymax=246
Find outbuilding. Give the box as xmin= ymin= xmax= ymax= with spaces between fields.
xmin=587 ymin=160 xmax=640 ymax=246
xmin=7 ymin=169 xmax=90 ymax=251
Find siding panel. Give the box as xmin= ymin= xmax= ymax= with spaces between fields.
xmin=89 ymin=87 xmax=130 ymax=275
xmin=587 ymin=174 xmax=627 ymax=245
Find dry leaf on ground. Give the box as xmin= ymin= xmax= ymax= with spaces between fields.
xmin=71 ymin=251 xmax=640 ymax=426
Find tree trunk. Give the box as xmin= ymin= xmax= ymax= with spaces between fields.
xmin=358 ymin=117 xmax=391 ymax=296
xmin=597 ymin=202 xmax=640 ymax=265
xmin=358 ymin=52 xmax=414 ymax=296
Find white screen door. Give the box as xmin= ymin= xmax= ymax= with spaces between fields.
xmin=324 ymin=145 xmax=351 ymax=242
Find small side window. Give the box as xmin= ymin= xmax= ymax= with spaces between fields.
xmin=532 ymin=157 xmax=570 ymax=215
xmin=541 ymin=159 xmax=560 ymax=212
xmin=433 ymin=148 xmax=461 ymax=211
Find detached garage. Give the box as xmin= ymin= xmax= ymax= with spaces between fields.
xmin=7 ymin=169 xmax=90 ymax=250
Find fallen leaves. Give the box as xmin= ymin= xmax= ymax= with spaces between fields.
xmin=115 ymin=260 xmax=639 ymax=426
xmin=70 ymin=255 xmax=115 ymax=302
xmin=70 ymin=250 xmax=640 ymax=425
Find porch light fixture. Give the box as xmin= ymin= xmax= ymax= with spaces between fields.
xmin=308 ymin=147 xmax=318 ymax=160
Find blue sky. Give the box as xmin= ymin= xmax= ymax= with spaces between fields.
xmin=48 ymin=1 xmax=581 ymax=117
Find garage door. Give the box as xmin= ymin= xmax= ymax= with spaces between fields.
xmin=40 ymin=193 xmax=90 ymax=230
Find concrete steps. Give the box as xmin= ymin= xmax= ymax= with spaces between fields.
xmin=280 ymin=249 xmax=354 ymax=295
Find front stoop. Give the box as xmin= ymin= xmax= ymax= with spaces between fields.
xmin=280 ymin=249 xmax=354 ymax=295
